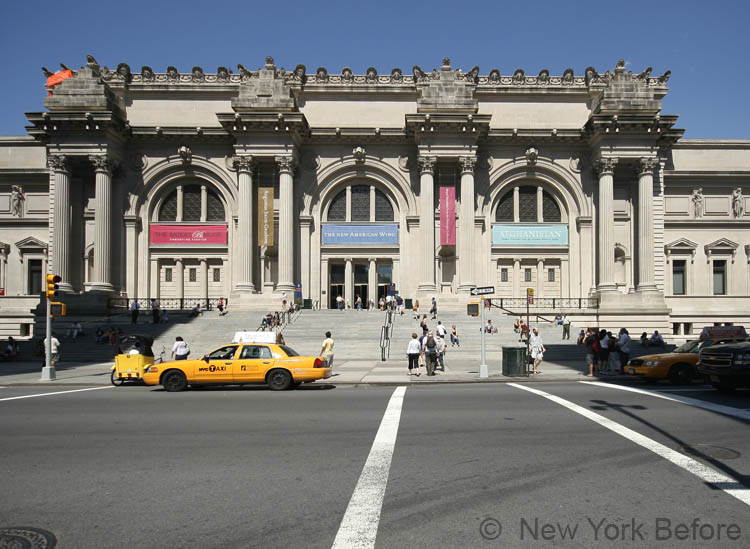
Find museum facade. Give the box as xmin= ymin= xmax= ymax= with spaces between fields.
xmin=0 ymin=56 xmax=748 ymax=336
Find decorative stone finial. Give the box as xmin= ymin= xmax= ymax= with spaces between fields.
xmin=441 ymin=58 xmax=451 ymax=71
xmin=353 ymin=146 xmax=366 ymax=164
xmin=265 ymin=56 xmax=275 ymax=70
xmin=525 ymin=147 xmax=539 ymax=165
xmin=178 ymin=146 xmax=192 ymax=165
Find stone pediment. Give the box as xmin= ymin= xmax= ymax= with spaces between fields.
xmin=232 ymin=57 xmax=296 ymax=112
xmin=416 ymin=58 xmax=477 ymax=114
xmin=665 ymin=238 xmax=698 ymax=262
xmin=705 ymin=238 xmax=739 ymax=261
xmin=15 ymin=236 xmax=48 ymax=250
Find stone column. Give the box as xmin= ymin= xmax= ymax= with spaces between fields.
xmin=368 ymin=257 xmax=378 ymax=307
xmin=234 ymin=156 xmax=255 ymax=292
xmin=124 ymin=216 xmax=140 ymax=298
xmin=595 ymin=158 xmax=618 ymax=291
xmin=513 ymin=259 xmax=521 ymax=297
xmin=48 ymin=155 xmax=73 ymax=291
xmin=320 ymin=258 xmax=329 ymax=309
xmin=458 ymin=156 xmax=476 ymax=293
xmin=276 ymin=155 xmax=296 ymax=292
xmin=537 ymin=259 xmax=545 ymax=298
xmin=150 ymin=257 xmax=160 ymax=299
xmin=176 ymin=259 xmax=184 ymax=302
xmin=201 ymin=259 xmax=209 ymax=303
xmin=344 ymin=258 xmax=353 ymax=308
xmin=89 ymin=155 xmax=115 ymax=292
xmin=418 ymin=156 xmax=436 ymax=292
xmin=200 ymin=185 xmax=207 ymax=222
xmin=637 ymin=158 xmax=658 ymax=291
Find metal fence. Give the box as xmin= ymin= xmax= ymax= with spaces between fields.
xmin=108 ymin=297 xmax=227 ymax=311
xmin=491 ymin=297 xmax=599 ymax=310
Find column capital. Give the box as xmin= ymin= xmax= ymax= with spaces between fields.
xmin=368 ymin=257 xmax=377 ymax=263
xmin=638 ymin=157 xmax=659 ymax=175
xmin=234 ymin=155 xmax=254 ymax=173
xmin=275 ymin=155 xmax=297 ymax=174
xmin=89 ymin=154 xmax=116 ymax=175
xmin=47 ymin=154 xmax=69 ymax=172
xmin=417 ymin=155 xmax=436 ymax=175
xmin=594 ymin=157 xmax=618 ymax=176
xmin=458 ymin=156 xmax=477 ymax=174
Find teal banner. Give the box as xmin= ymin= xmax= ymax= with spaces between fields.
xmin=492 ymin=224 xmax=568 ymax=246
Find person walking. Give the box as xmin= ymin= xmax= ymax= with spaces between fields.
xmin=321 ymin=331 xmax=335 ymax=369
xmin=336 ymin=295 xmax=344 ymax=311
xmin=597 ymin=329 xmax=610 ymax=375
xmin=355 ymin=295 xmax=362 ymax=311
xmin=430 ymin=297 xmax=438 ymax=319
xmin=528 ymin=327 xmax=546 ymax=374
xmin=584 ymin=328 xmax=598 ymax=376
xmin=217 ymin=297 xmax=225 ymax=316
xmin=171 ymin=336 xmax=190 ymax=360
xmin=435 ymin=331 xmax=446 ymax=371
xmin=130 ymin=299 xmax=140 ymax=324
xmin=436 ymin=321 xmax=447 ymax=339
xmin=43 ymin=331 xmax=61 ymax=368
xmin=406 ymin=333 xmax=421 ymax=377
xmin=562 ymin=314 xmax=571 ymax=340
xmin=422 ymin=331 xmax=438 ymax=376
xmin=413 ymin=299 xmax=420 ymax=320
xmin=420 ymin=314 xmax=428 ymax=336
xmin=396 ymin=294 xmax=404 ymax=315
xmin=151 ymin=298 xmax=160 ymax=324
xmin=450 ymin=324 xmax=460 ymax=347
xmin=616 ymin=328 xmax=631 ymax=374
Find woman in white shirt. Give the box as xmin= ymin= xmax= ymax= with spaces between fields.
xmin=171 ymin=336 xmax=189 ymax=361
xmin=406 ymin=333 xmax=422 ymax=376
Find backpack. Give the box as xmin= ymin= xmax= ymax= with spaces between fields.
xmin=592 ymin=338 xmax=601 ymax=353
xmin=426 ymin=336 xmax=436 ymax=351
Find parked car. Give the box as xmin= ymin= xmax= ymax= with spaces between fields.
xmin=697 ymin=341 xmax=750 ymax=392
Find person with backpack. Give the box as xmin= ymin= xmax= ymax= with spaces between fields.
xmin=422 ymin=331 xmax=438 ymax=376
xmin=406 ymin=332 xmax=421 ymax=377
xmin=584 ymin=328 xmax=598 ymax=377
xmin=597 ymin=329 xmax=610 ymax=375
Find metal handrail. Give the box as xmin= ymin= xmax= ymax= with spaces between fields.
xmin=108 ymin=297 xmax=228 ymax=311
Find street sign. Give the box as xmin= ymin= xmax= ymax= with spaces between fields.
xmin=470 ymin=286 xmax=495 ymax=296
xmin=527 ymin=288 xmax=535 ymax=296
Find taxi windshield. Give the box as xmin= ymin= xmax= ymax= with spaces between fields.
xmin=673 ymin=340 xmax=701 ymax=353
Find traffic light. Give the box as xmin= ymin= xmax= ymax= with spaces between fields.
xmin=46 ymin=274 xmax=61 ymax=299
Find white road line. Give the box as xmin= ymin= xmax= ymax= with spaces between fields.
xmin=579 ymin=381 xmax=750 ymax=421
xmin=0 ymin=386 xmax=113 ymax=402
xmin=509 ymin=383 xmax=750 ymax=507
xmin=332 ymin=386 xmax=406 ymax=549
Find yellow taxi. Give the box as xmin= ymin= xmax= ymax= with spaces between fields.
xmin=626 ymin=326 xmax=747 ymax=384
xmin=143 ymin=342 xmax=331 ymax=392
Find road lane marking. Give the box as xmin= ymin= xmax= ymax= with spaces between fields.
xmin=509 ymin=383 xmax=750 ymax=507
xmin=579 ymin=381 xmax=750 ymax=421
xmin=0 ymin=386 xmax=113 ymax=402
xmin=332 ymin=386 xmax=406 ymax=548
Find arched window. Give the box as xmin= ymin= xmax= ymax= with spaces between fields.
xmin=206 ymin=189 xmax=225 ymax=221
xmin=326 ymin=184 xmax=395 ymax=222
xmin=495 ymin=192 xmax=513 ymax=222
xmin=182 ymin=185 xmax=201 ymax=221
xmin=518 ymin=187 xmax=537 ymax=222
xmin=159 ymin=191 xmax=177 ymax=221
xmin=542 ymin=190 xmax=561 ymax=222
xmin=374 ymin=188 xmax=394 ymax=221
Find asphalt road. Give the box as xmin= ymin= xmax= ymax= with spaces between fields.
xmin=1 ymin=382 xmax=749 ymax=548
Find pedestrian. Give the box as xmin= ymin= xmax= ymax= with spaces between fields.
xmin=520 ymin=321 xmax=530 ymax=342
xmin=171 ymin=336 xmax=190 ymax=360
xmin=281 ymin=291 xmax=288 ymax=310
xmin=576 ymin=329 xmax=586 ymax=345
xmin=151 ymin=297 xmax=160 ymax=324
xmin=422 ymin=331 xmax=438 ymax=376
xmin=485 ymin=319 xmax=493 ymax=333
xmin=435 ymin=331 xmax=446 ymax=371
xmin=160 ymin=309 xmax=169 ymax=323
xmin=584 ymin=328 xmax=598 ymax=377
xmin=436 ymin=321 xmax=447 ymax=339
xmin=130 ymin=299 xmax=140 ymax=324
xmin=396 ymin=294 xmax=404 ymax=315
xmin=321 ymin=331 xmax=335 ymax=369
xmin=413 ymin=299 xmax=420 ymax=320
xmin=450 ymin=324 xmax=460 ymax=347
xmin=528 ymin=327 xmax=545 ymax=374
xmin=43 ymin=331 xmax=61 ymax=367
xmin=217 ymin=297 xmax=225 ymax=316
xmin=616 ymin=328 xmax=631 ymax=374
xmin=385 ymin=293 xmax=393 ymax=310
xmin=336 ymin=295 xmax=344 ymax=311
xmin=555 ymin=313 xmax=563 ymax=326
xmin=513 ymin=318 xmax=520 ymax=333
xmin=355 ymin=295 xmax=362 ymax=311
xmin=649 ymin=330 xmax=664 ymax=347
xmin=597 ymin=329 xmax=610 ymax=375
xmin=420 ymin=314 xmax=428 ymax=336
xmin=430 ymin=296 xmax=438 ymax=319
xmin=378 ymin=296 xmax=385 ymax=310
xmin=6 ymin=336 xmax=18 ymax=358
xmin=562 ymin=314 xmax=571 ymax=340
xmin=407 ymin=332 xmax=421 ymax=377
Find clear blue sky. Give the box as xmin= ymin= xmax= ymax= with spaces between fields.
xmin=1 ymin=0 xmax=748 ymax=138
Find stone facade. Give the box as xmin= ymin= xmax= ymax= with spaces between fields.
xmin=1 ymin=56 xmax=749 ymax=337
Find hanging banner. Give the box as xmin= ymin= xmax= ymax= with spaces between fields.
xmin=321 ymin=224 xmax=398 ymax=245
xmin=150 ymin=225 xmax=227 ymax=245
xmin=440 ymin=186 xmax=456 ymax=246
xmin=258 ymin=187 xmax=274 ymax=246
xmin=492 ymin=224 xmax=568 ymax=246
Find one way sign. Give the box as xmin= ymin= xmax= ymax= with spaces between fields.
xmin=470 ymin=286 xmax=495 ymax=296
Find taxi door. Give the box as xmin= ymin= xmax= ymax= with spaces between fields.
xmin=234 ymin=344 xmax=275 ymax=383
xmin=194 ymin=344 xmax=238 ymax=383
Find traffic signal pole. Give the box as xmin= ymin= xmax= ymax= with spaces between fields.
xmin=479 ymin=295 xmax=488 ymax=378
xmin=41 ymin=296 xmax=55 ymax=380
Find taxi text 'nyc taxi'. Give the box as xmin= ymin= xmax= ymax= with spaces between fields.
xmin=143 ymin=332 xmax=331 ymax=391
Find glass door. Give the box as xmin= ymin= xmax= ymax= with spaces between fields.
xmin=329 ymin=264 xmax=345 ymax=309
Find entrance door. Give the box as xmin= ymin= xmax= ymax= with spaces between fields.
xmin=377 ymin=263 xmax=392 ymax=302
xmin=28 ymin=259 xmax=42 ymax=295
xmin=354 ymin=263 xmax=368 ymax=308
xmin=329 ymin=264 xmax=345 ymax=309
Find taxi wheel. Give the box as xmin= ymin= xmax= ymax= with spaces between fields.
xmin=668 ymin=364 xmax=693 ymax=385
xmin=162 ymin=370 xmax=188 ymax=392
xmin=110 ymin=370 xmax=124 ymax=387
xmin=267 ymin=369 xmax=292 ymax=391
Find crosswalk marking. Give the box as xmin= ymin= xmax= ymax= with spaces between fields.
xmin=332 ymin=386 xmax=406 ymax=548
xmin=0 ymin=386 xmax=113 ymax=402
xmin=579 ymin=381 xmax=750 ymax=421
xmin=509 ymin=383 xmax=750 ymax=507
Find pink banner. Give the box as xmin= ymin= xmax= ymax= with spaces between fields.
xmin=150 ymin=225 xmax=227 ymax=245
xmin=440 ymin=186 xmax=456 ymax=246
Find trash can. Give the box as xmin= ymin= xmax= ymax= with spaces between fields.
xmin=405 ymin=298 xmax=413 ymax=310
xmin=303 ymin=298 xmax=312 ymax=310
xmin=502 ymin=346 xmax=528 ymax=377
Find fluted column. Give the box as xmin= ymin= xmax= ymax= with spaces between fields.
xmin=48 ymin=155 xmax=73 ymax=291
xmin=458 ymin=156 xmax=476 ymax=292
xmin=276 ymin=155 xmax=296 ymax=292
xmin=368 ymin=257 xmax=377 ymax=307
xmin=637 ymin=158 xmax=658 ymax=291
xmin=513 ymin=259 xmax=521 ymax=298
xmin=176 ymin=259 xmax=184 ymax=302
xmin=201 ymin=258 xmax=209 ymax=302
xmin=344 ymin=258 xmax=353 ymax=308
xmin=537 ymin=259 xmax=545 ymax=298
xmin=89 ymin=155 xmax=115 ymax=291
xmin=418 ymin=156 xmax=437 ymax=292
xmin=595 ymin=158 xmax=618 ymax=291
xmin=234 ymin=156 xmax=255 ymax=292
